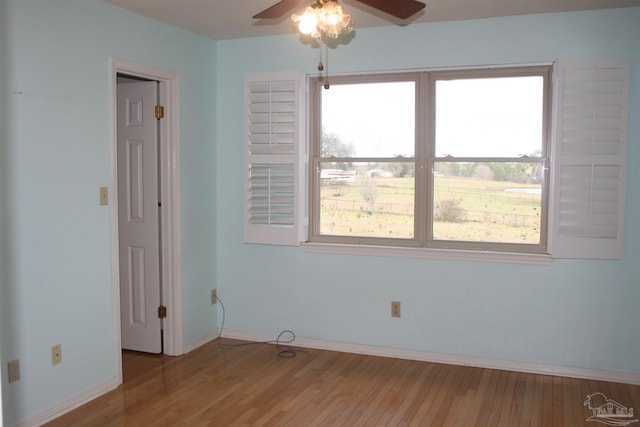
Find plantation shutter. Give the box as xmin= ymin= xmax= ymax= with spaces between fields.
xmin=549 ymin=59 xmax=628 ymax=259
xmin=244 ymin=72 xmax=305 ymax=246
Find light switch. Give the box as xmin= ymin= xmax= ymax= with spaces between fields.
xmin=99 ymin=187 xmax=108 ymax=206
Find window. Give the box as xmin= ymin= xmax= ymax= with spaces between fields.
xmin=244 ymin=59 xmax=629 ymax=260
xmin=309 ymin=67 xmax=551 ymax=253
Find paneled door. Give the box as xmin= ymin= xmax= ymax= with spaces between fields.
xmin=117 ymin=80 xmax=162 ymax=353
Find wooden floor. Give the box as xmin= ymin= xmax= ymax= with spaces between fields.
xmin=45 ymin=339 xmax=640 ymax=426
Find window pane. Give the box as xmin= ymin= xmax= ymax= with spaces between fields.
xmin=432 ymin=162 xmax=542 ymax=244
xmin=435 ymin=76 xmax=544 ymax=158
xmin=322 ymin=82 xmax=415 ymax=158
xmin=318 ymin=162 xmax=415 ymax=238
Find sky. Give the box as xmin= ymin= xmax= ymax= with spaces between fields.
xmin=321 ymin=76 xmax=544 ymax=159
xmin=322 ymin=81 xmax=416 ymax=157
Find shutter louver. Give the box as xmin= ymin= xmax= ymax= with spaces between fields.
xmin=550 ymin=59 xmax=628 ymax=258
xmin=248 ymin=163 xmax=295 ymax=226
xmin=244 ymin=72 xmax=304 ymax=246
xmin=247 ymin=80 xmax=297 ymax=154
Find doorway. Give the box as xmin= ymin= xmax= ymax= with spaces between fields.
xmin=109 ymin=58 xmax=183 ymax=384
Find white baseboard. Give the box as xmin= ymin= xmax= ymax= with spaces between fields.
xmin=15 ymin=377 xmax=120 ymax=427
xmin=221 ymin=329 xmax=640 ymax=385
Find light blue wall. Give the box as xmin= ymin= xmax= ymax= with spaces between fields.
xmin=0 ymin=0 xmax=217 ymax=425
xmin=216 ymin=7 xmax=640 ymax=377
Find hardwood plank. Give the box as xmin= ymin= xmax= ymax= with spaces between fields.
xmin=431 ymin=364 xmax=470 ymax=426
xmin=406 ymin=362 xmax=448 ymax=426
xmin=551 ymin=375 xmax=564 ymax=426
xmin=44 ymin=340 xmax=640 ymax=427
xmin=496 ymin=370 xmax=518 ymax=426
xmin=456 ymin=367 xmax=491 ymax=426
xmin=474 ymin=366 xmax=501 ymax=426
xmin=390 ymin=363 xmax=436 ymax=426
xmin=508 ymin=372 xmax=527 ymax=426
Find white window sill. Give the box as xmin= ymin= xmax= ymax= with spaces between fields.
xmin=300 ymin=242 xmax=552 ymax=265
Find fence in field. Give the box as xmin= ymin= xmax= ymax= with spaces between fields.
xmin=321 ymin=198 xmax=540 ymax=228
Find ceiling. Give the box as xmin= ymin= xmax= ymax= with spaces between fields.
xmin=104 ymin=0 xmax=640 ymax=40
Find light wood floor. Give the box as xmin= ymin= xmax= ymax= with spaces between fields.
xmin=45 ymin=339 xmax=640 ymax=426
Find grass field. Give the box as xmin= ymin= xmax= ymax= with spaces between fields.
xmin=319 ymin=175 xmax=542 ymax=243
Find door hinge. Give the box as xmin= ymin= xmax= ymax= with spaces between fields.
xmin=155 ymin=105 xmax=165 ymax=120
xmin=158 ymin=305 xmax=167 ymax=319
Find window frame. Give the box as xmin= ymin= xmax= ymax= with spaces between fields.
xmin=309 ymin=72 xmax=422 ymax=247
xmin=308 ymin=65 xmax=553 ymax=254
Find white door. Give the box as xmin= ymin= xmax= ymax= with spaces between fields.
xmin=117 ymin=80 xmax=162 ymax=354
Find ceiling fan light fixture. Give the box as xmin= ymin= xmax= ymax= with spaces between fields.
xmin=260 ymin=0 xmax=426 ymax=89
xmin=291 ymin=0 xmax=353 ymax=39
xmin=318 ymin=1 xmax=352 ymax=38
xmin=291 ymin=0 xmax=354 ymax=90
xmin=292 ymin=5 xmax=321 ymax=37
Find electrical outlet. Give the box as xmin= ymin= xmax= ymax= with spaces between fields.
xmin=52 ymin=344 xmax=62 ymax=366
xmin=391 ymin=301 xmax=401 ymax=318
xmin=99 ymin=187 xmax=108 ymax=206
xmin=211 ymin=289 xmax=217 ymax=304
xmin=8 ymin=359 xmax=20 ymax=383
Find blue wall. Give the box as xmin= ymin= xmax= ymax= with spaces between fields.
xmin=216 ymin=6 xmax=640 ymax=377
xmin=0 ymin=0 xmax=217 ymax=425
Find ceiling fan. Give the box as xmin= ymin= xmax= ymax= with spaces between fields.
xmin=254 ymin=0 xmax=426 ymax=89
xmin=253 ymin=0 xmax=426 ymax=21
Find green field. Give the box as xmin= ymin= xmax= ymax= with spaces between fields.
xmin=319 ymin=176 xmax=542 ymax=243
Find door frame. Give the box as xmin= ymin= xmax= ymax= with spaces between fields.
xmin=109 ymin=58 xmax=183 ymax=383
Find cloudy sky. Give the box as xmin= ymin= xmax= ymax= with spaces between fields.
xmin=321 ymin=76 xmax=543 ymax=159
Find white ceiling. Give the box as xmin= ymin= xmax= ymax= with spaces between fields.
xmin=104 ymin=0 xmax=640 ymax=40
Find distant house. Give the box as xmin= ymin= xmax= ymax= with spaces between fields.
xmin=321 ymin=169 xmax=357 ymax=183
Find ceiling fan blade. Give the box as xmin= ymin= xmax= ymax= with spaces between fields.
xmin=253 ymin=0 xmax=302 ymax=19
xmin=356 ymin=0 xmax=426 ymax=20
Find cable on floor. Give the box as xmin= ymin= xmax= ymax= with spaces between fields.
xmin=214 ymin=294 xmax=308 ymax=358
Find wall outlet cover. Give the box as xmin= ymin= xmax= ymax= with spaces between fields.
xmin=8 ymin=359 xmax=20 ymax=383
xmin=52 ymin=344 xmax=62 ymax=366
xmin=391 ymin=301 xmax=401 ymax=318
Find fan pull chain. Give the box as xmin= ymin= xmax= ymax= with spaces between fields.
xmin=324 ymin=42 xmax=330 ymax=89
xmin=317 ymin=36 xmax=324 ymax=70
xmin=316 ymin=36 xmax=331 ymax=89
